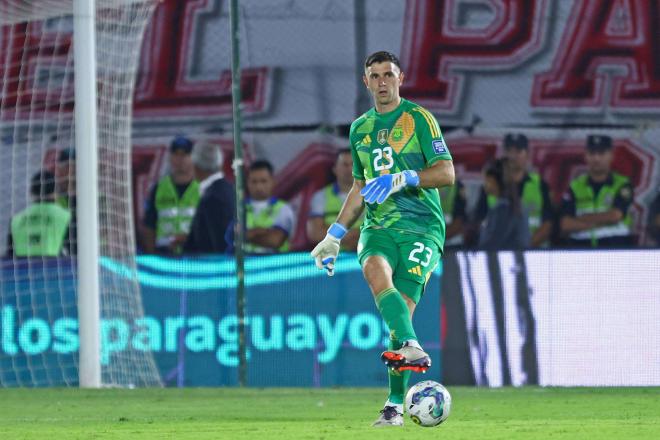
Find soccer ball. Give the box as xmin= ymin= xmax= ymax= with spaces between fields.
xmin=405 ymin=380 xmax=452 ymax=427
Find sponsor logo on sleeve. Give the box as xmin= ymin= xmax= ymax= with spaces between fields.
xmin=432 ymin=139 xmax=447 ymax=154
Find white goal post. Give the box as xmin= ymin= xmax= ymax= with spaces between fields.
xmin=0 ymin=0 xmax=161 ymax=387
xmin=73 ymin=0 xmax=101 ymax=388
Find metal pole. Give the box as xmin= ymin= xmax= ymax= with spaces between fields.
xmin=354 ymin=0 xmax=369 ymax=114
xmin=73 ymin=0 xmax=101 ymax=388
xmin=229 ymin=0 xmax=247 ymax=387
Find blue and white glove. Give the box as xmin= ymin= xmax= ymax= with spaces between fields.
xmin=360 ymin=170 xmax=420 ymax=204
xmin=310 ymin=223 xmax=347 ymax=276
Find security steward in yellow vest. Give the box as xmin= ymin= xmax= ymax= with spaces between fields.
xmin=141 ymin=136 xmax=200 ymax=254
xmin=474 ymin=134 xmax=554 ymax=247
xmin=560 ymin=135 xmax=634 ymax=247
xmin=7 ymin=170 xmax=71 ymax=257
xmin=245 ymin=160 xmax=296 ymax=254
xmin=307 ymin=148 xmax=362 ymax=250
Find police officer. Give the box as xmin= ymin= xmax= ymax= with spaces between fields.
xmin=473 ymin=133 xmax=554 ymax=247
xmin=7 ymin=170 xmax=71 ymax=257
xmin=141 ymin=135 xmax=200 ymax=254
xmin=560 ymin=134 xmax=634 ymax=247
xmin=245 ymin=159 xmax=295 ymax=253
xmin=307 ymin=148 xmax=361 ymax=250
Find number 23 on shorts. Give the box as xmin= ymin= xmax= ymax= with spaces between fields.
xmin=405 ymin=241 xmax=438 ymax=279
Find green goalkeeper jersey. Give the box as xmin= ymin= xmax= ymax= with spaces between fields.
xmin=349 ymin=98 xmax=452 ymax=250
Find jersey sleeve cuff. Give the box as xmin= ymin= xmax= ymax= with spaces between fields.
xmin=426 ymin=155 xmax=451 ymax=167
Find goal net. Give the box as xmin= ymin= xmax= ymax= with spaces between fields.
xmin=0 ymin=0 xmax=161 ymax=386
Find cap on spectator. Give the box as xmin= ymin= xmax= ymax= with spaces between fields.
xmin=58 ymin=148 xmax=75 ymax=162
xmin=170 ymin=135 xmax=194 ymax=154
xmin=503 ymin=133 xmax=528 ymax=150
xmin=191 ymin=141 xmax=223 ymax=172
xmin=586 ymin=134 xmax=613 ymax=152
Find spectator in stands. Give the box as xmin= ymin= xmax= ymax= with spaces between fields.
xmin=141 ymin=136 xmax=200 ymax=254
xmin=55 ymin=147 xmax=77 ymax=255
xmin=245 ymin=159 xmax=295 ymax=253
xmin=307 ymin=148 xmax=361 ymax=251
xmin=560 ymin=135 xmax=634 ymax=247
xmin=649 ymin=190 xmax=660 ymax=246
xmin=472 ymin=133 xmax=554 ymax=247
xmin=478 ymin=158 xmax=530 ymax=250
xmin=439 ymin=179 xmax=468 ymax=248
xmin=184 ymin=141 xmax=235 ymax=254
xmin=6 ymin=170 xmax=71 ymax=257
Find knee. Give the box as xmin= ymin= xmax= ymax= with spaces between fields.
xmin=362 ymin=256 xmax=393 ymax=295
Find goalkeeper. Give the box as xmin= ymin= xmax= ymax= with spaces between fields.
xmin=311 ymin=51 xmax=455 ymax=427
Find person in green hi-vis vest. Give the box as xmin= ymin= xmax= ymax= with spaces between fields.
xmin=310 ymin=51 xmax=455 ymax=427
xmin=473 ymin=133 xmax=554 ymax=247
xmin=245 ymin=159 xmax=296 ymax=254
xmin=307 ymin=148 xmax=362 ymax=250
xmin=7 ymin=170 xmax=71 ymax=257
xmin=560 ymin=134 xmax=635 ymax=247
xmin=140 ymin=136 xmax=200 ymax=255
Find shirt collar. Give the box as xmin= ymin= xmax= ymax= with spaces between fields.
xmin=588 ymin=173 xmax=614 ymax=187
xmin=200 ymin=171 xmax=224 ymax=194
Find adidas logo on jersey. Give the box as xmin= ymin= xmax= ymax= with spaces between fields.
xmin=407 ymin=265 xmax=422 ymax=276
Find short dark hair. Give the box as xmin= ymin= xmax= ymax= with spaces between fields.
xmin=336 ymin=147 xmax=352 ymax=158
xmin=30 ymin=170 xmax=56 ymax=199
xmin=249 ymin=159 xmax=274 ymax=175
xmin=484 ymin=158 xmax=521 ymax=215
xmin=484 ymin=158 xmax=506 ymax=190
xmin=364 ymin=51 xmax=401 ymax=70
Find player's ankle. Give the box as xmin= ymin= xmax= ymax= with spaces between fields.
xmin=384 ymin=399 xmax=403 ymax=414
xmin=402 ymin=339 xmax=422 ymax=350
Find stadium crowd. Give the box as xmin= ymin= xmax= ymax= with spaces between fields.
xmin=6 ymin=133 xmax=660 ymax=258
xmin=131 ymin=132 xmax=656 ymax=255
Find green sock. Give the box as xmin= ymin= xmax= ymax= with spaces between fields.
xmin=375 ymin=287 xmax=417 ymax=343
xmin=387 ymin=338 xmax=411 ymax=404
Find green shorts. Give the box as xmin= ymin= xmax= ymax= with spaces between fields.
xmin=357 ymin=227 xmax=440 ymax=304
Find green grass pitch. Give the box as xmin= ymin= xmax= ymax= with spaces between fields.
xmin=0 ymin=387 xmax=658 ymax=439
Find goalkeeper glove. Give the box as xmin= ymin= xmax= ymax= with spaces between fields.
xmin=310 ymin=222 xmax=347 ymax=277
xmin=360 ymin=170 xmax=420 ymax=204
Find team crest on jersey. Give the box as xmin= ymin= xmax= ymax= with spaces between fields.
xmin=377 ymin=129 xmax=388 ymax=145
xmin=391 ymin=126 xmax=403 ymax=141
xmin=432 ymin=138 xmax=447 ymax=154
